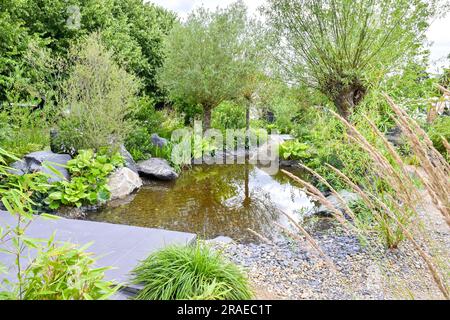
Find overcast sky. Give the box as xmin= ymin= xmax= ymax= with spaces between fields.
xmin=149 ymin=0 xmax=450 ymax=71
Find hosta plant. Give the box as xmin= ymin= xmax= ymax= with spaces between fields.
xmin=46 ymin=149 xmax=124 ymax=209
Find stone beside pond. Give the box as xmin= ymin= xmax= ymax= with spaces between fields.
xmin=107 ymin=167 xmax=143 ymax=201
xmin=137 ymin=158 xmax=179 ymax=181
xmin=8 ymin=151 xmax=72 ymax=183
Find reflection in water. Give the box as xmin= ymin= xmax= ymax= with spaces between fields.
xmin=88 ymin=165 xmax=314 ymax=243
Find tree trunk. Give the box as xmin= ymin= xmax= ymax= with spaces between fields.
xmin=245 ymin=99 xmax=251 ymax=151
xmin=246 ymin=101 xmax=250 ymax=132
xmin=243 ymin=161 xmax=250 ymax=208
xmin=333 ymin=85 xmax=366 ymax=120
xmin=203 ymin=107 xmax=212 ymax=130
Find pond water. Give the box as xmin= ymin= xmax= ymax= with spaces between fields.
xmin=88 ymin=164 xmax=315 ymax=243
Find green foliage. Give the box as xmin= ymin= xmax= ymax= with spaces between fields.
xmin=427 ymin=117 xmax=450 ymax=160
xmin=1 ymin=147 xmax=116 ymax=300
xmin=384 ymin=52 xmax=438 ymax=103
xmin=46 ymin=149 xmax=124 ymax=209
xmin=158 ymin=1 xmax=259 ymax=128
xmin=279 ymin=140 xmax=313 ymax=161
xmin=128 ymin=97 xmax=165 ymax=135
xmin=125 ymin=98 xmax=184 ymax=162
xmin=0 ymin=0 xmax=176 ymax=101
xmin=157 ymin=110 xmax=186 ymax=139
xmin=212 ymin=101 xmax=246 ymax=131
xmin=0 ymin=107 xmax=50 ymax=158
xmin=131 ymin=244 xmax=253 ymax=300
xmin=56 ymin=33 xmax=138 ymax=152
xmin=440 ymin=67 xmax=450 ymax=88
xmin=18 ymin=241 xmax=117 ymax=300
xmin=125 ymin=127 xmax=153 ymax=161
xmin=192 ymin=136 xmax=218 ymax=159
xmin=291 ymin=103 xmax=386 ymax=190
xmin=0 ymin=0 xmax=47 ymax=102
xmin=126 ymin=128 xmax=174 ymax=162
xmin=101 ymin=0 xmax=177 ymax=98
xmin=174 ymin=100 xmax=203 ymax=126
xmin=270 ymin=97 xmax=298 ymax=134
xmin=264 ymin=0 xmax=438 ymax=118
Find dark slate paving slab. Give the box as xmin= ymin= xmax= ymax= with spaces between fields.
xmin=0 ymin=211 xmax=196 ymax=296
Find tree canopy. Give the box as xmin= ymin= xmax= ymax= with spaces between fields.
xmin=263 ymin=0 xmax=439 ymax=119
xmin=0 ymin=0 xmax=176 ymax=102
xmin=158 ymin=1 xmax=260 ymax=129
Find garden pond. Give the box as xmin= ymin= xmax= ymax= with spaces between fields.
xmin=88 ymin=164 xmax=315 ymax=243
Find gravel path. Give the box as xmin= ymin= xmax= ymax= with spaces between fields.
xmin=213 ymin=214 xmax=449 ymax=300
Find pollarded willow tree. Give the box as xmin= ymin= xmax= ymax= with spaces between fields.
xmin=263 ymin=0 xmax=440 ymax=119
xmin=158 ymin=1 xmax=258 ymax=130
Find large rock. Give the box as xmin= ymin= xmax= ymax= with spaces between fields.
xmin=137 ymin=158 xmax=178 ymax=181
xmin=107 ymin=167 xmax=143 ymax=200
xmin=9 ymin=151 xmax=72 ymax=183
xmin=315 ymin=190 xmax=360 ymax=216
xmin=151 ymin=133 xmax=168 ymax=148
xmin=119 ymin=145 xmax=139 ymax=174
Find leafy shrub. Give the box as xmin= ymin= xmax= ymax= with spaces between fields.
xmin=212 ymin=101 xmax=246 ymax=131
xmin=157 ymin=109 xmax=185 ymax=139
xmin=131 ymin=244 xmax=253 ymax=300
xmin=125 ymin=98 xmax=184 ymax=162
xmin=46 ymin=150 xmax=124 ymax=209
xmin=192 ymin=135 xmax=218 ymax=159
xmin=427 ymin=116 xmax=450 ymax=160
xmin=56 ymin=33 xmax=138 ymax=153
xmin=125 ymin=127 xmax=154 ymax=162
xmin=271 ymin=96 xmax=298 ymax=134
xmin=128 ymin=97 xmax=166 ymax=134
xmin=279 ymin=140 xmax=313 ymax=161
xmin=2 ymin=171 xmax=51 ymax=214
xmin=1 ymin=147 xmax=117 ymax=300
xmin=18 ymin=241 xmax=117 ymax=300
xmin=174 ymin=100 xmax=203 ymax=126
xmin=0 ymin=107 xmax=50 ymax=159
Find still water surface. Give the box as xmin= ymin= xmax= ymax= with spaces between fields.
xmin=88 ymin=165 xmax=314 ymax=243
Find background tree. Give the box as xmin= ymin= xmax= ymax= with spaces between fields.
xmin=263 ymin=0 xmax=439 ymax=119
xmin=56 ymin=33 xmax=139 ymax=152
xmin=0 ymin=0 xmax=175 ymax=103
xmin=158 ymin=2 xmax=254 ymax=130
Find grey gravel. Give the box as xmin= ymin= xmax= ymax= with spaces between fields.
xmin=212 ymin=218 xmax=448 ymax=300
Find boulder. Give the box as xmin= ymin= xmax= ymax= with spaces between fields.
xmin=107 ymin=167 xmax=143 ymax=200
xmin=315 ymin=190 xmax=360 ymax=216
xmin=137 ymin=158 xmax=178 ymax=181
xmin=9 ymin=151 xmax=72 ymax=183
xmin=8 ymin=159 xmax=28 ymax=175
xmin=151 ymin=133 xmax=168 ymax=148
xmin=119 ymin=145 xmax=139 ymax=174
